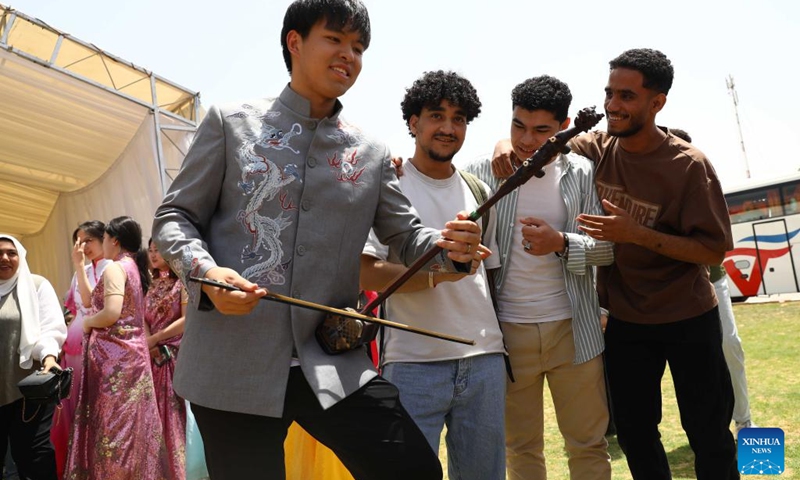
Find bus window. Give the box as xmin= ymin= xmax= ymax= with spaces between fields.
xmin=767 ymin=188 xmax=783 ymax=218
xmin=726 ymin=193 xmax=753 ymax=223
xmin=726 ymin=194 xmax=746 ymax=223
xmin=726 ymin=187 xmax=784 ymax=223
xmin=782 ymin=181 xmax=800 ymax=214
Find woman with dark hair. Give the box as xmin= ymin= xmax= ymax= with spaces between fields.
xmin=52 ymin=221 xmax=111 ymax=477
xmin=0 ymin=234 xmax=67 ymax=480
xmin=145 ymin=238 xmax=187 ymax=479
xmin=65 ymin=216 xmax=168 ymax=479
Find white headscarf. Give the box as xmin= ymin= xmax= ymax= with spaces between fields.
xmin=0 ymin=234 xmax=41 ymax=368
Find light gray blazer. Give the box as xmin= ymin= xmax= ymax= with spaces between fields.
xmin=153 ymin=86 xmax=461 ymax=417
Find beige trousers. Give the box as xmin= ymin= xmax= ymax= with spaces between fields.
xmin=503 ymin=319 xmax=611 ymax=480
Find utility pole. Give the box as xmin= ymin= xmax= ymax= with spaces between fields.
xmin=726 ymin=75 xmax=751 ymax=179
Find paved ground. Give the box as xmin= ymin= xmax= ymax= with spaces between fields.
xmin=743 ymin=292 xmax=800 ymax=304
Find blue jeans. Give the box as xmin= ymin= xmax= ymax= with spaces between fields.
xmin=383 ymin=353 xmax=506 ymax=480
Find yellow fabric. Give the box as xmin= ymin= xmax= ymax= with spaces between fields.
xmin=0 ymin=47 xmax=146 ymax=235
xmin=0 ymin=6 xmax=197 ymax=121
xmin=284 ymin=423 xmax=354 ymax=480
xmin=21 ymin=114 xmax=183 ymax=297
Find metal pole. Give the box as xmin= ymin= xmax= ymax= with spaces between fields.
xmin=0 ymin=11 xmax=15 ymax=45
xmin=726 ymin=75 xmax=751 ymax=179
xmin=151 ymin=74 xmax=168 ymax=195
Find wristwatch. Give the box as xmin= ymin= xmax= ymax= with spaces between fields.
xmin=554 ymin=233 xmax=569 ymax=260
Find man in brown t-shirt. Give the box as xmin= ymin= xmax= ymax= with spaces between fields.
xmin=492 ymin=48 xmax=738 ymax=479
xmin=570 ymin=49 xmax=738 ymax=480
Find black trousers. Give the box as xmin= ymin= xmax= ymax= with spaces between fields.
xmin=192 ymin=367 xmax=442 ymax=480
xmin=0 ymin=398 xmax=57 ymax=480
xmin=605 ymin=307 xmax=739 ymax=480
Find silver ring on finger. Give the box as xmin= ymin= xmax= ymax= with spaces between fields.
xmin=523 ymin=240 xmax=532 ymax=251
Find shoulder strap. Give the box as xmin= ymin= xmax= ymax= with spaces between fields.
xmin=456 ymin=170 xmax=515 ymax=382
xmin=457 ymin=169 xmax=489 ymax=243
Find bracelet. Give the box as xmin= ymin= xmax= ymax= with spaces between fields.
xmin=428 ymin=271 xmax=436 ymax=289
xmin=555 ymin=233 xmax=569 ymax=259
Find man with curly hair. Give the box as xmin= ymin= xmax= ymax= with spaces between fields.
xmin=493 ymin=49 xmax=738 ymax=479
xmin=465 ymin=75 xmax=613 ymax=480
xmin=361 ymin=70 xmax=507 ymax=479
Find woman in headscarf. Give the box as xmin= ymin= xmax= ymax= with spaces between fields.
xmin=65 ymin=217 xmax=168 ymax=480
xmin=0 ymin=234 xmax=67 ymax=480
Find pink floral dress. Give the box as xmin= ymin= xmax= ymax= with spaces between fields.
xmin=145 ymin=271 xmax=188 ymax=479
xmin=65 ymin=254 xmax=169 ymax=480
xmin=53 ymin=259 xmax=110 ymax=479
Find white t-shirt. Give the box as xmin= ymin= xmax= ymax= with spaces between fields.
xmin=497 ymin=159 xmax=572 ymax=324
xmin=362 ymin=160 xmax=504 ymax=364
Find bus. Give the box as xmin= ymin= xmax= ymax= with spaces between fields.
xmin=723 ymin=172 xmax=800 ymax=301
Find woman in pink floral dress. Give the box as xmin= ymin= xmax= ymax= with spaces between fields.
xmin=145 ymin=238 xmax=187 ymax=479
xmin=65 ymin=216 xmax=168 ymax=480
xmin=54 ymin=221 xmax=110 ymax=479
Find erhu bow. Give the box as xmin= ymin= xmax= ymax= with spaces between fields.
xmin=188 ymin=277 xmax=476 ymax=353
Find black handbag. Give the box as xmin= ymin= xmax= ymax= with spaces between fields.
xmin=17 ymin=367 xmax=73 ymax=405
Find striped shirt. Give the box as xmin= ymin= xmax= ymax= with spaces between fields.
xmin=464 ymin=152 xmax=614 ymax=364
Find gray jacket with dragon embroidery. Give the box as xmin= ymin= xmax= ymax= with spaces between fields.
xmin=153 ymin=85 xmax=464 ymax=418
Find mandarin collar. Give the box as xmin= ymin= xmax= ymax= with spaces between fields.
xmin=278 ymin=84 xmax=344 ymax=121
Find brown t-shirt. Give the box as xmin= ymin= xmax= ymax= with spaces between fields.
xmin=570 ymin=129 xmax=733 ymax=324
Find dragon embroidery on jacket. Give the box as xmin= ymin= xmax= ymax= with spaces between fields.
xmin=236 ymin=125 xmax=302 ymax=190
xmin=226 ymin=104 xmax=281 ymax=122
xmin=173 ymin=247 xmax=200 ymax=305
xmin=238 ymin=209 xmax=293 ymax=284
xmin=327 ymin=119 xmax=374 ymax=148
xmin=230 ymin=103 xmax=304 ymax=285
xmin=264 ymin=123 xmax=302 ymax=153
xmin=327 ymin=149 xmax=366 ymax=184
xmin=326 ymin=120 xmax=372 ymax=185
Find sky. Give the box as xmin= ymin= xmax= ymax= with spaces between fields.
xmin=9 ymin=0 xmax=800 ymax=190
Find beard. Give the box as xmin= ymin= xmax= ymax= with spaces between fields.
xmin=427 ymin=148 xmax=457 ymax=163
xmin=423 ymin=135 xmax=460 ymax=162
xmin=607 ymin=114 xmax=645 ymax=138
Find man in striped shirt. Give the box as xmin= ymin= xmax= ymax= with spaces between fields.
xmin=464 ymin=75 xmax=613 ymax=480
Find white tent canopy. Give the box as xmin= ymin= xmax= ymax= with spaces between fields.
xmin=0 ymin=4 xmax=201 ymax=295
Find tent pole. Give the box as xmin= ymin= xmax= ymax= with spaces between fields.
xmin=151 ymin=74 xmax=168 ymax=196
xmin=48 ymin=35 xmax=63 ymax=64
xmin=0 ymin=11 xmax=15 ymax=45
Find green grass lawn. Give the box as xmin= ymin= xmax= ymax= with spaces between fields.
xmin=440 ymin=300 xmax=800 ymax=479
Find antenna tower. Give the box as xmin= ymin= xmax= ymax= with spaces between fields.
xmin=726 ymin=75 xmax=751 ymax=179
